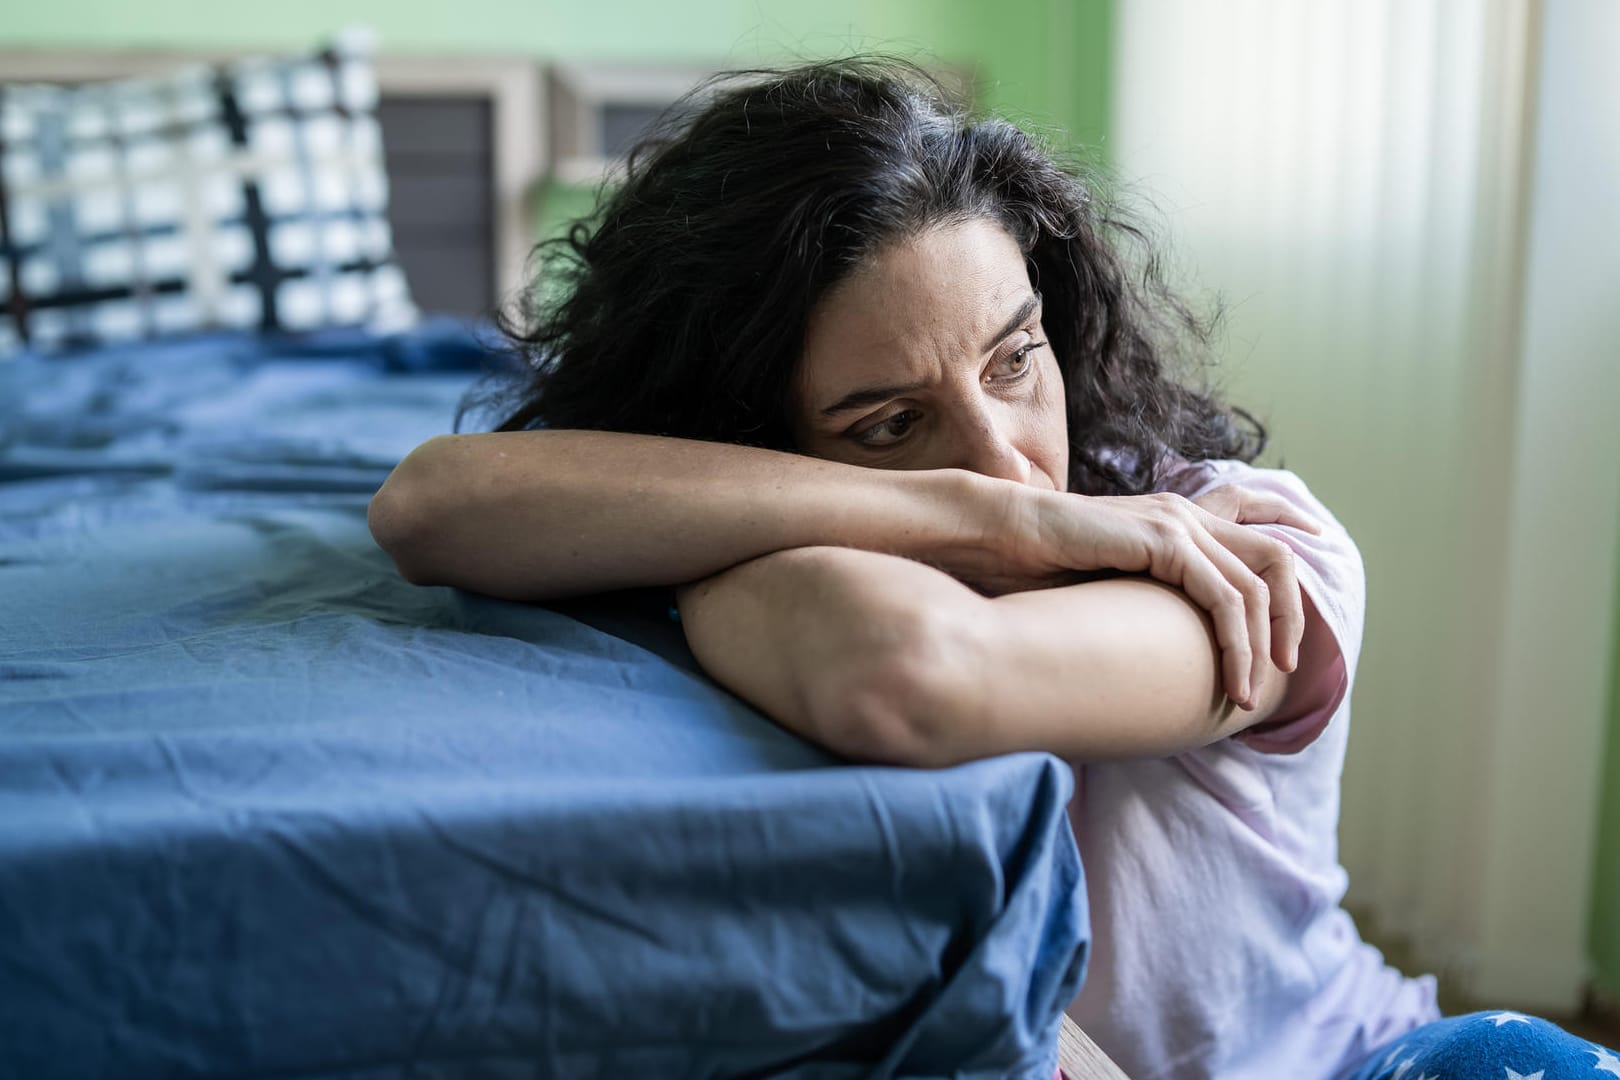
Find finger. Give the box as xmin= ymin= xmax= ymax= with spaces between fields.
xmin=1194 ymin=488 xmax=1322 ymax=535
xmin=1211 ymin=520 xmax=1305 ymax=673
xmin=1263 ymin=539 xmax=1305 ymax=672
xmin=1191 ymin=488 xmax=1241 ymax=522
xmin=1159 ymin=538 xmax=1253 ymax=704
xmin=1192 ymin=528 xmax=1270 ymax=708
xmin=1237 ymin=493 xmax=1322 ymax=535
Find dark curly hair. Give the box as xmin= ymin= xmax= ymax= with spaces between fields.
xmin=474 ymin=57 xmax=1264 ymax=495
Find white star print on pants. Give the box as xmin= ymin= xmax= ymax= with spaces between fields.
xmin=1347 ymin=1010 xmax=1620 ymax=1080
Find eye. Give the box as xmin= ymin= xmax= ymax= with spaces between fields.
xmin=988 ymin=339 xmax=1046 ymax=384
xmin=854 ymin=409 xmax=921 ymax=448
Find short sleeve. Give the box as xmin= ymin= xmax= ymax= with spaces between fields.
xmin=1162 ymin=460 xmax=1366 ymax=754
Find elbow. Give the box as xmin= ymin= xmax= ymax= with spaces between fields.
xmin=368 ymin=481 xmax=436 ymax=586
xmin=369 ymin=438 xmax=453 ymax=586
xmin=805 ymin=605 xmax=971 ymax=769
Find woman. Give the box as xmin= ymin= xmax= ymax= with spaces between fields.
xmin=371 ymin=59 xmax=1614 ymax=1080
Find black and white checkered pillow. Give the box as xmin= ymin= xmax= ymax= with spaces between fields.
xmin=0 ymin=35 xmax=416 ymax=356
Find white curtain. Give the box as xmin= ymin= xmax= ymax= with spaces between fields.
xmin=1110 ymin=0 xmax=1619 ymax=1011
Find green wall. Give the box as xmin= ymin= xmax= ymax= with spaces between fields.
xmin=1 ymin=0 xmax=1112 ymax=275
xmin=0 ymin=0 xmax=1111 ymax=155
xmin=1596 ymin=509 xmax=1620 ymax=1001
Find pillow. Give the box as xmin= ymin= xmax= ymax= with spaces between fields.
xmin=0 ymin=34 xmax=417 ymax=357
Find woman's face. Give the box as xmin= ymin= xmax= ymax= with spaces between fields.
xmin=794 ymin=218 xmax=1069 ymax=490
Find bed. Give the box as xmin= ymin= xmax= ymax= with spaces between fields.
xmin=0 ymin=40 xmax=1103 ymax=1079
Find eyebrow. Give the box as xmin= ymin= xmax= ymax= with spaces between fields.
xmin=818 ymin=293 xmax=1044 ymax=417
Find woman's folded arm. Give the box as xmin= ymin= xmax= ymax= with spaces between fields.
xmin=677 ymin=544 xmax=1334 ymax=766
xmin=368 ymin=430 xmax=1002 ymax=601
xmin=370 ymin=429 xmax=1312 ymax=707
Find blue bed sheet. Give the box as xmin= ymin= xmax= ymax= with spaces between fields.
xmin=0 ymin=328 xmax=1088 ymax=1079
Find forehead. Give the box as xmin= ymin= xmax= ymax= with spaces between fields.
xmin=799 ymin=218 xmax=1033 ymax=399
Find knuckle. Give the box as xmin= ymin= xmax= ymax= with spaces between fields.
xmin=1271 ymin=553 xmax=1300 ymax=594
xmin=1156 ymin=491 xmax=1194 ymax=518
xmin=1248 ymin=576 xmax=1270 ymax=605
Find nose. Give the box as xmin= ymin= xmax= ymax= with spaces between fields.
xmin=953 ymin=407 xmax=1032 ymax=485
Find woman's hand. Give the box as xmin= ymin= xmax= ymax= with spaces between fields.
xmin=952 ymin=477 xmax=1321 ymax=710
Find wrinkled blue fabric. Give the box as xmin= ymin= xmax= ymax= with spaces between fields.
xmin=0 ymin=335 xmax=1089 ymax=1078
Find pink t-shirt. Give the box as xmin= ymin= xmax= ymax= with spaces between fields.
xmin=1063 ymin=460 xmax=1440 ymax=1080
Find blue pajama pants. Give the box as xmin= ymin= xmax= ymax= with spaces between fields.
xmin=1346 ymin=1011 xmax=1620 ymax=1080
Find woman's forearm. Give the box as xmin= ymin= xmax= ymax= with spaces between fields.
xmin=368 ymin=430 xmax=1008 ymax=601
xmin=678 ymin=546 xmax=1321 ymax=767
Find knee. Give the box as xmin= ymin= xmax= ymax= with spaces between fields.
xmin=1359 ymin=1011 xmax=1615 ymax=1080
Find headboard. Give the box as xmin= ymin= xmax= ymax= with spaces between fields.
xmin=0 ymin=49 xmax=546 ymax=318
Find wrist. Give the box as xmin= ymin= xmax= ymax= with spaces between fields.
xmin=902 ymin=469 xmax=1034 ymax=584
